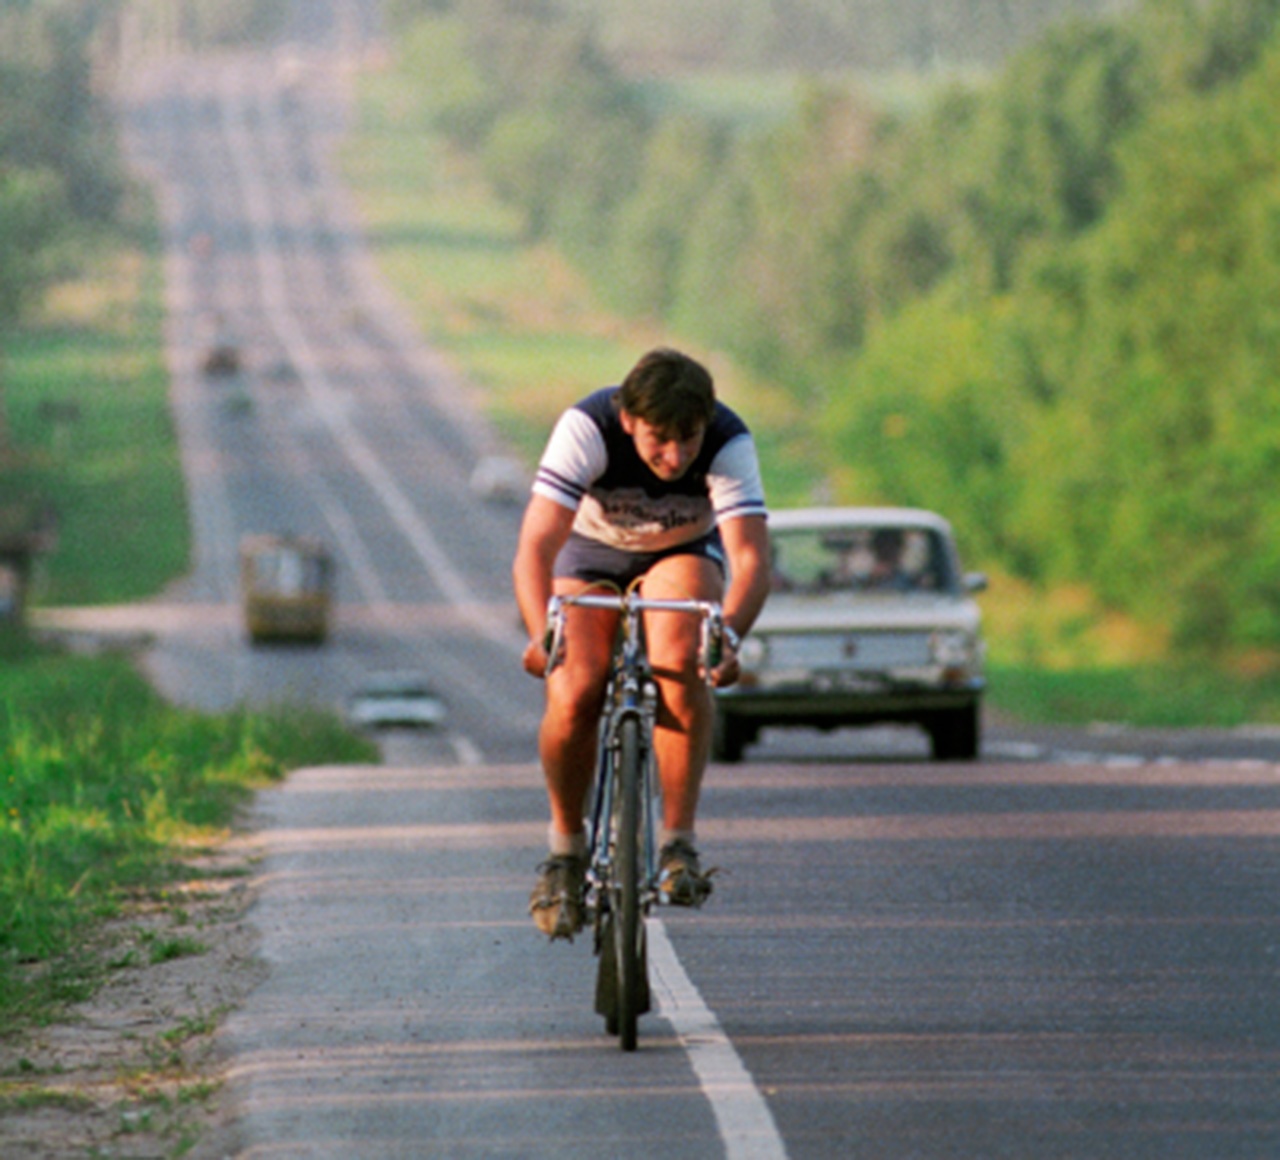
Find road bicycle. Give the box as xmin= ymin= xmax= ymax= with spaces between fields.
xmin=544 ymin=585 xmax=726 ymax=1051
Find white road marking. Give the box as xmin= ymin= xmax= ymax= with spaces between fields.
xmin=449 ymin=732 xmax=485 ymax=766
xmin=648 ymin=919 xmax=788 ymax=1158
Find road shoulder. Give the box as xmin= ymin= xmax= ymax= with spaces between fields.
xmin=0 ymin=829 xmax=264 ymax=1158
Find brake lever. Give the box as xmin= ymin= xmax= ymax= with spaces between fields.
xmin=702 ymin=607 xmax=725 ymax=680
xmin=543 ymin=595 xmax=566 ymax=676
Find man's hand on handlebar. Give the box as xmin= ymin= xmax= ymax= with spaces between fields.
xmin=709 ymin=646 xmax=740 ymax=689
xmin=523 ymin=599 xmax=565 ymax=679
xmin=706 ymin=620 xmax=741 ymax=689
xmin=522 ymin=636 xmax=550 ymax=679
xmin=525 ymin=592 xmax=741 ymax=686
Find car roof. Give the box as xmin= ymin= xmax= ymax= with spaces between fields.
xmin=766 ymin=506 xmax=955 ymax=534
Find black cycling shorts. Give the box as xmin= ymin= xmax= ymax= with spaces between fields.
xmin=553 ymin=530 xmax=726 ymax=589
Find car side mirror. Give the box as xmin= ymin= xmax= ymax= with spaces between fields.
xmin=964 ymin=572 xmax=988 ymax=594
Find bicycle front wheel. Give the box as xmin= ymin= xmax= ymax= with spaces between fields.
xmin=612 ymin=713 xmax=648 ymax=1050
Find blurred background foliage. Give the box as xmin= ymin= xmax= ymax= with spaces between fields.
xmin=0 ymin=0 xmax=282 ymax=333
xmin=3 ymin=0 xmax=1279 ymax=670
xmin=380 ymin=0 xmax=1280 ymax=664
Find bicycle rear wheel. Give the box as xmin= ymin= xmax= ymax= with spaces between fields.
xmin=612 ymin=713 xmax=648 ymax=1050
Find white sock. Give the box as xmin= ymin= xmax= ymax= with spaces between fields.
xmin=548 ymin=826 xmax=587 ymax=859
xmin=661 ymin=828 xmax=697 ymax=851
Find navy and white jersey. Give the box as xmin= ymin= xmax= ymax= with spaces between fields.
xmin=533 ymin=387 xmax=768 ymax=552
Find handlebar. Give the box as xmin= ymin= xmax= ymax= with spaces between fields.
xmin=543 ymin=592 xmax=728 ymax=679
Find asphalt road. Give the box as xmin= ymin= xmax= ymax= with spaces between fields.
xmin=102 ymin=4 xmax=1280 ymax=1157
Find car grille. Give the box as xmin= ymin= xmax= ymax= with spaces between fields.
xmin=767 ymin=631 xmax=933 ymax=671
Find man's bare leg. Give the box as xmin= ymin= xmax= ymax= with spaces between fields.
xmin=538 ymin=597 xmax=617 ymax=842
xmin=641 ymin=554 xmax=722 ymax=904
xmin=529 ymin=596 xmax=617 ymax=939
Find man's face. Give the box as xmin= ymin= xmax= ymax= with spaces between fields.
xmin=621 ymin=411 xmax=706 ymax=482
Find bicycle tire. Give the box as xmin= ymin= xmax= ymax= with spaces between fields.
xmin=613 ymin=713 xmax=645 ymax=1050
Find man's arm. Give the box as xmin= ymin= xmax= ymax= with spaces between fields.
xmin=716 ymin=513 xmax=771 ymax=686
xmin=512 ymin=494 xmax=577 ymax=677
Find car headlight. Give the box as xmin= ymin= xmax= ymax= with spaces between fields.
xmin=930 ymin=630 xmax=975 ymax=669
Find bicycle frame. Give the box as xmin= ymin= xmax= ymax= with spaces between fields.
xmin=589 ymin=599 xmax=658 ymax=891
xmin=544 ymin=588 xmax=724 ymax=1049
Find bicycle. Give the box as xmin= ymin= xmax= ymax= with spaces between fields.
xmin=544 ymin=584 xmax=726 ymax=1051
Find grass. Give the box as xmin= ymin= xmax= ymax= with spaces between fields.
xmin=4 ymin=206 xmax=188 ymax=605
xmin=342 ymin=80 xmax=639 ymax=463
xmin=0 ymin=1083 xmax=95 ymax=1113
xmin=634 ymin=70 xmax=804 ymax=129
xmin=988 ymin=662 xmax=1280 ymax=729
xmin=0 ymin=631 xmax=377 ymax=1025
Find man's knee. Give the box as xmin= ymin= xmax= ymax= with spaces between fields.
xmin=546 ymin=669 xmax=606 ymax=729
xmin=655 ymin=676 xmax=711 ymax=728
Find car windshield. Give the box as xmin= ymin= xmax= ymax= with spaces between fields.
xmin=246 ymin=545 xmax=330 ymax=595
xmin=770 ymin=525 xmax=955 ymax=594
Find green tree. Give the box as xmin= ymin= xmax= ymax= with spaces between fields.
xmin=0 ymin=1 xmax=122 ymax=329
xmin=0 ymin=168 xmax=65 ymax=325
xmin=1008 ymin=32 xmax=1280 ymax=648
xmin=605 ymin=116 xmax=727 ymax=318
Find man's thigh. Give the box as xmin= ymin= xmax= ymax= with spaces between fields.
xmin=639 ymin=553 xmax=723 ymax=674
xmin=546 ymin=585 xmax=617 ymax=703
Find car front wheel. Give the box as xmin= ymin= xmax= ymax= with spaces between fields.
xmin=928 ymin=703 xmax=980 ymax=762
xmin=711 ymin=711 xmax=752 ymax=763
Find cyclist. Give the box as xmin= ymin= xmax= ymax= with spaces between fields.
xmin=513 ymin=348 xmax=771 ymax=939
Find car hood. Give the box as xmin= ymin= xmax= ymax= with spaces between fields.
xmin=753 ymin=593 xmax=982 ymax=635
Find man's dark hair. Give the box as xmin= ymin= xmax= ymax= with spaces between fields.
xmin=617 ymin=348 xmax=716 ymax=439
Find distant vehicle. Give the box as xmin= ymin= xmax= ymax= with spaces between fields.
xmin=200 ymin=311 xmax=241 ymax=376
xmin=239 ymin=533 xmax=334 ymax=644
xmin=713 ymin=506 xmax=987 ymax=763
xmin=201 ymin=333 xmax=241 ymax=376
xmin=348 ymin=671 xmax=446 ymax=729
xmin=468 ymin=455 xmax=527 ymax=503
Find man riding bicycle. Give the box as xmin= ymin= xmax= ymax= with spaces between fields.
xmin=513 ymin=348 xmax=771 ymax=939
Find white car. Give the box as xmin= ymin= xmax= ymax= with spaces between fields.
xmin=348 ymin=671 xmax=447 ymax=729
xmin=468 ymin=455 xmax=528 ymax=503
xmin=713 ymin=507 xmax=986 ymax=762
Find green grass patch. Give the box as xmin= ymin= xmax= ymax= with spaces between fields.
xmin=343 ymin=95 xmax=633 ymax=437
xmin=634 ymin=70 xmax=803 ymax=129
xmin=142 ymin=934 xmax=208 ymax=965
xmin=0 ymin=638 xmax=377 ymax=1025
xmin=5 ymin=204 xmax=188 ymax=606
xmin=988 ymin=663 xmax=1280 ymax=729
xmin=0 ymin=1082 xmax=95 ymax=1113
xmin=161 ymin=1008 xmax=228 ymax=1045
